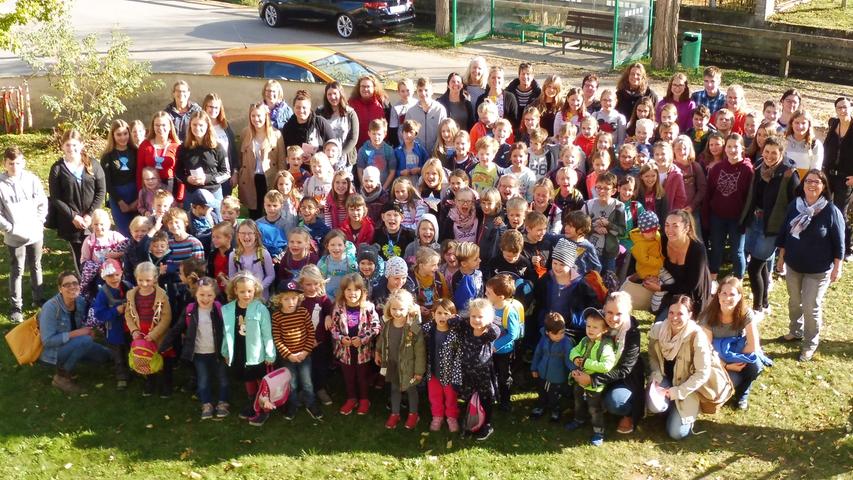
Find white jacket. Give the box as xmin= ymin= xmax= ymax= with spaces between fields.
xmin=0 ymin=170 xmax=47 ymax=247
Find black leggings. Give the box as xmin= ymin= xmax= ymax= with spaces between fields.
xmin=249 ymin=173 xmax=267 ymax=220
xmin=747 ymin=258 xmax=771 ymax=311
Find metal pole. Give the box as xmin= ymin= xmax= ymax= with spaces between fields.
xmin=612 ymin=0 xmax=620 ymax=68
xmin=452 ymin=0 xmax=458 ymax=46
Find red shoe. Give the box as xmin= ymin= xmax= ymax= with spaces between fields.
xmin=357 ymin=399 xmax=371 ymax=415
xmin=385 ymin=413 xmax=401 ymax=429
xmin=404 ymin=413 xmax=419 ymax=430
xmin=339 ymin=398 xmax=358 ymax=415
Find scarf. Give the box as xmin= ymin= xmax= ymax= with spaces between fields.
xmin=658 ymin=318 xmax=696 ymax=361
xmin=759 ymin=160 xmax=782 ymax=183
xmin=610 ymin=317 xmax=632 ymax=361
xmin=448 ymin=206 xmax=476 ymax=231
xmin=360 ymin=185 xmax=383 ymax=204
xmin=789 ymin=196 xmax=828 ymax=239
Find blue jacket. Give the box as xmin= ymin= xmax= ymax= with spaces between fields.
xmin=531 ymin=328 xmax=576 ymax=384
xmin=39 ymin=294 xmax=89 ymax=365
xmin=493 ymin=303 xmax=522 ymax=354
xmin=776 ymin=200 xmax=845 ymax=274
xmin=394 ymin=141 xmax=429 ymax=172
xmin=712 ymin=336 xmax=773 ymax=367
xmin=92 ymin=281 xmax=132 ymax=345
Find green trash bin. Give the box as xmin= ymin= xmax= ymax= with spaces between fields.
xmin=681 ymin=31 xmax=702 ymax=69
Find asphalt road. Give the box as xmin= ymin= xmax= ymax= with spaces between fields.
xmin=0 ymin=0 xmax=468 ymax=80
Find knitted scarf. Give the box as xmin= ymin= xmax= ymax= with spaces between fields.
xmin=789 ymin=196 xmax=828 ymax=240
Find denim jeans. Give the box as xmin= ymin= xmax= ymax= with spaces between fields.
xmin=709 ymin=214 xmax=745 ymax=277
xmin=602 ymin=383 xmax=634 ymax=417
xmin=785 ymin=267 xmax=832 ymax=355
xmin=727 ymin=361 xmax=762 ymax=401
xmin=194 ymin=353 xmax=229 ymax=404
xmin=283 ymin=357 xmax=315 ymax=407
xmin=8 ymin=241 xmax=43 ymax=313
xmin=56 ymin=335 xmax=112 ymax=373
xmin=573 ymin=385 xmax=605 ymax=433
xmin=659 ymin=378 xmax=693 ymax=440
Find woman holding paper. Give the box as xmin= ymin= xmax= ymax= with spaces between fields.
xmin=176 ymin=111 xmax=229 ymax=220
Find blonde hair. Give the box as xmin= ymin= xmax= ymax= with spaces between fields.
xmin=454 ymin=241 xmax=480 ymax=263
xmin=297 ymin=264 xmax=327 ymax=296
xmin=235 ymin=219 xmax=267 ymax=262
xmin=275 ymin=170 xmax=302 ymax=207
xmin=480 ymin=187 xmax=502 ymax=211
xmin=221 ymin=196 xmax=241 ymax=212
xmin=383 ymin=289 xmax=418 ymax=323
xmin=226 ymin=272 xmax=264 ymax=302
xmin=129 ymin=216 xmax=152 ymax=231
xmin=419 ymin=158 xmax=447 ymax=191
xmin=415 ymin=246 xmax=440 ymax=267
xmin=391 ymin=176 xmax=421 ymax=210
xmin=468 ymin=298 xmax=495 ymax=319
xmin=134 ymin=261 xmax=159 ymax=280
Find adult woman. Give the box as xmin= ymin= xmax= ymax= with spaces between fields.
xmin=238 ymin=103 xmax=285 ymax=219
xmin=137 ymin=111 xmax=181 ymax=199
xmin=350 ymin=75 xmax=389 ymax=148
xmin=777 ymin=88 xmax=801 ymax=132
xmin=534 ymin=74 xmax=563 ymax=136
xmin=474 ymin=66 xmax=519 ymax=129
xmin=742 ymin=137 xmax=799 ymax=315
xmin=656 ymin=73 xmax=695 ymax=133
xmin=164 ymin=80 xmax=202 ymax=141
xmin=647 ymin=295 xmax=733 ymax=440
xmin=176 ymin=111 xmax=229 ymax=219
xmin=699 ymin=276 xmax=766 ymax=410
xmin=785 ymin=109 xmax=824 ymax=180
xmin=462 ymin=56 xmax=488 ymax=106
xmin=776 ymin=169 xmax=844 ymax=362
xmin=745 ymin=119 xmax=773 ymax=163
xmin=48 ymin=129 xmax=106 ymax=271
xmin=261 ymin=80 xmax=294 ymax=130
xmin=282 ymin=90 xmax=334 ymax=154
xmin=615 ymin=63 xmax=659 ymax=121
xmin=39 ymin=271 xmax=112 ymax=393
xmin=100 ymin=119 xmax=137 ymax=236
xmin=202 ymin=93 xmax=238 ymax=196
xmin=822 ymin=97 xmax=853 ymax=259
xmin=571 ymin=292 xmax=645 ymax=434
xmin=436 ymin=72 xmax=475 ymax=131
xmin=643 ymin=210 xmax=712 ymax=322
xmin=316 ymin=81 xmax=360 ymax=165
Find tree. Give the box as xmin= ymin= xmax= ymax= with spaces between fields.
xmin=0 ymin=0 xmax=62 ymax=50
xmin=436 ymin=0 xmax=450 ymax=36
xmin=12 ymin=18 xmax=162 ymax=139
xmin=651 ymin=0 xmax=680 ymax=69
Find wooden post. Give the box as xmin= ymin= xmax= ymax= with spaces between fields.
xmin=778 ymin=38 xmax=792 ymax=77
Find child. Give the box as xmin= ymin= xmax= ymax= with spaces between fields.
xmin=713 ymin=108 xmax=734 ymax=139
xmin=632 ymin=118 xmax=655 ymax=154
xmin=574 ymin=116 xmax=599 ymax=159
xmin=506 ymin=142 xmax=537 ymax=202
xmin=527 ymin=128 xmax=556 ymax=180
xmin=79 ymin=209 xmax=127 ymax=297
xmin=422 ymin=299 xmax=463 ymax=432
xmin=285 ymin=145 xmax=306 ymax=190
xmin=330 ymin=273 xmax=381 ymax=416
xmin=565 ymin=308 xmax=616 ymax=446
xmin=451 ymin=241 xmax=483 ymax=318
xmin=584 ymin=151 xmax=611 ymax=200
xmin=189 ymin=189 xmax=215 ymax=251
xmin=492 ymin=118 xmax=514 ymax=168
xmin=298 ymin=265 xmax=335 ymax=406
xmin=483 ymin=229 xmax=537 ymax=293
xmin=137 ymin=167 xmax=164 ymax=216
xmin=459 ymin=298 xmax=501 ymax=440
xmin=256 ymin=190 xmax=289 ymax=263
xmin=124 ymin=216 xmax=153 ymax=285
xmin=530 ymin=312 xmax=575 ymax=422
xmin=324 ymin=138 xmax=345 ymax=173
xmin=392 ymin=177 xmax=427 ymax=231
xmin=404 ymin=214 xmax=440 ymax=264
xmin=371 ymin=255 xmax=416 ymax=314
xmin=228 ymin=220 xmax=276 ymax=300
xmin=496 ymin=174 xmax=521 ymax=205
xmin=317 ymin=229 xmax=358 ymax=301
xmin=629 ymin=210 xmax=674 ymax=312
xmin=612 ymin=143 xmax=640 ymax=181
xmin=125 ymin=261 xmax=173 ymax=397
xmin=208 ymin=222 xmax=233 ymax=295
xmin=91 ymin=259 xmax=132 ymax=389
xmin=762 ymin=100 xmax=780 ymax=132
xmin=357 ymin=119 xmax=396 ymax=192
xmin=375 ymin=289 xmax=426 ymax=430
xmin=409 ymin=246 xmax=449 ymax=322
xmin=433 ymin=118 xmax=459 ymax=161
xmin=554 ymin=87 xmax=586 ymax=136
xmin=582 ymin=172 xmax=627 ymax=274
xmin=394 ymin=119 xmax=429 ymax=185
xmin=686 ymin=105 xmax=715 ymax=155
xmin=592 ymin=89 xmax=627 ymax=147
xmin=418 ymin=158 xmax=446 ymax=216
xmin=470 ymin=136 xmax=500 ymax=195
xmin=298 ymin=197 xmax=331 ymax=248
xmin=275 ymin=171 xmax=302 ymax=223
xmin=438 ymin=239 xmax=459 ymax=288
xmin=653 ymin=141 xmax=688 ymax=211
xmin=516 ymin=105 xmax=541 ymax=146
xmin=220 ymin=196 xmax=242 ymax=231
xmin=221 ymin=272 xmax=275 ymax=426
xmin=554 ymin=167 xmax=585 ymax=214
xmin=130 ymin=119 xmax=147 ymax=149
xmin=743 ymin=111 xmax=758 ymax=148
xmin=325 ymin=170 xmax=353 ymax=230
xmin=522 ymin=211 xmax=553 ymax=279
xmin=340 ymin=194 xmax=375 ymax=246
xmin=439 ymin=187 xmax=480 ymax=243
xmin=637 ymin=164 xmax=668 ymax=219
xmin=505 ymin=195 xmax=529 ymax=232
xmin=626 ymin=97 xmax=656 ymax=139
xmin=271 ymin=281 xmax=323 ymax=420
xmin=390 ymin=78 xmax=417 ymax=146
xmin=165 ymin=207 xmax=205 ymax=270
xmin=278 ymin=226 xmax=319 ymax=285
xmin=357 ymin=244 xmax=384 ymax=296
xmin=477 ymin=188 xmax=506 ymax=262
xmin=616 ymin=175 xmax=644 ymax=257
xmin=162 ymin=277 xmax=230 ymax=420
xmin=438 ymin=169 xmax=471 ymax=221
xmin=486 ymin=274 xmax=523 ymax=412
xmin=563 ymin=210 xmax=602 ymax=275
xmin=360 ymin=165 xmax=389 ymax=220
xmin=303 ymin=152 xmax=335 ymax=216
xmin=528 ymin=179 xmax=561 ymax=234
xmin=375 ymin=202 xmax=416 ymax=260
xmin=448 ymin=130 xmax=476 ymax=173
xmin=469 ymin=99 xmax=499 ymax=148
xmin=147 ymin=231 xmax=173 ymax=283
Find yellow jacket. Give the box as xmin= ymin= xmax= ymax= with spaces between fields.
xmin=629 ymin=228 xmax=664 ymax=279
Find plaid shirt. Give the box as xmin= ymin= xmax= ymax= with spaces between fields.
xmin=691 ymin=90 xmax=727 ymax=116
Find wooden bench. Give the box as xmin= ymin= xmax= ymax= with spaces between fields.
xmin=554 ymin=10 xmax=615 ymax=54
xmin=503 ymin=22 xmax=564 ymax=47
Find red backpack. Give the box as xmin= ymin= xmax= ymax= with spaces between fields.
xmin=254 ymin=367 xmax=293 ymax=413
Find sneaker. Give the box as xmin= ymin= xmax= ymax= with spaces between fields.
xmin=430 ymin=416 xmax=444 ymax=431
xmin=339 ymin=398 xmax=358 ymax=415
xmin=590 ymin=432 xmax=604 ymax=446
xmin=798 ymin=350 xmax=814 ymax=362
xmin=529 ymin=407 xmax=545 ymax=419
xmin=564 ymin=419 xmax=586 ymax=431
xmin=385 ymin=413 xmax=401 ymax=429
xmin=283 ymin=402 xmax=297 ymax=420
xmin=116 ymin=380 xmax=128 ymax=390
xmin=356 ymin=399 xmax=371 ymax=415
xmin=316 ymin=389 xmax=333 ymax=406
xmin=248 ymin=411 xmax=269 ymax=426
xmin=200 ymin=403 xmax=214 ymax=420
xmin=52 ymin=373 xmax=82 ymax=395
xmin=616 ymin=416 xmax=634 ymax=434
xmin=549 ymin=411 xmax=561 ymax=423
xmin=778 ymin=334 xmax=801 ymax=343
xmin=404 ymin=413 xmax=419 ymax=430
xmin=737 ymin=396 xmax=749 ymax=410
xmin=446 ymin=417 xmax=460 ymax=433
xmin=306 ymin=403 xmax=324 ymax=420
xmin=10 ymin=311 xmax=23 ymax=324
xmin=474 ymin=424 xmax=494 ymax=441
xmin=239 ymin=403 xmax=257 ymax=419
xmin=215 ymin=402 xmax=230 ymax=419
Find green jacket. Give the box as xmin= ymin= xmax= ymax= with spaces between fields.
xmin=221 ymin=299 xmax=276 ymax=367
xmin=376 ymin=316 xmax=426 ymax=392
xmin=570 ymin=336 xmax=616 ymax=392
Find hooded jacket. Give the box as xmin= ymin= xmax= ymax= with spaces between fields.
xmin=0 ymin=170 xmax=47 ymax=247
xmin=376 ymin=313 xmax=427 ymax=391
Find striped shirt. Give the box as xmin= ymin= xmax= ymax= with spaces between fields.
xmin=168 ymin=234 xmax=205 ymax=263
xmin=271 ymin=307 xmax=315 ymax=358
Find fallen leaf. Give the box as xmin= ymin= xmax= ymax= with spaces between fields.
xmin=188 ymin=471 xmax=202 ymax=480
xmin=446 ymin=440 xmax=453 ymax=449
xmin=644 ymin=459 xmax=661 ymax=468
xmin=64 ymin=463 xmax=73 ymax=470
xmin=164 ymin=415 xmax=171 ymax=421
xmin=180 ymin=448 xmax=193 ymax=460
xmin=146 ymin=424 xmax=154 ymax=429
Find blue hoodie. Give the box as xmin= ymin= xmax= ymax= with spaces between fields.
xmin=531 ymin=328 xmax=576 ymax=384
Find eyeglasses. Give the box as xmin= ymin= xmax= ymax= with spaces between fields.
xmin=61 ymin=281 xmax=80 ymax=288
xmin=804 ymin=179 xmax=822 ymax=185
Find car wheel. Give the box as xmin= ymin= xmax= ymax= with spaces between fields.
xmin=262 ymin=4 xmax=283 ymax=27
xmin=336 ymin=14 xmax=356 ymax=38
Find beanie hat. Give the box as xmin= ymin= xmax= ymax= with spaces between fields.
xmin=362 ymin=166 xmax=381 ymax=184
xmin=384 ymin=256 xmax=409 ymax=278
xmin=381 ymin=202 xmax=404 ymax=216
xmin=357 ymin=244 xmax=379 ymax=265
xmin=637 ymin=210 xmax=660 ymax=233
xmin=100 ymin=258 xmax=123 ymax=279
xmin=551 ymin=238 xmax=578 ymax=268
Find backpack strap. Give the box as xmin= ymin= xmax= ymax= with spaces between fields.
xmin=185 ymin=302 xmax=196 ymax=328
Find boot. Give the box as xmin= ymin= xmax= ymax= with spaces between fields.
xmin=52 ymin=369 xmax=82 ymax=394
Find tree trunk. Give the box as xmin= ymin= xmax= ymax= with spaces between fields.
xmin=436 ymin=0 xmax=451 ymax=36
xmin=651 ymin=0 xmax=680 ymax=69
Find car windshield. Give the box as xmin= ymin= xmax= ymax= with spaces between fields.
xmin=311 ymin=54 xmax=375 ymax=86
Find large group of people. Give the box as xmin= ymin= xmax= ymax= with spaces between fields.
xmin=1 ymin=59 xmax=848 ymax=444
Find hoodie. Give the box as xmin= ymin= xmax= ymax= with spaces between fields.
xmin=0 ymin=170 xmax=47 ymax=247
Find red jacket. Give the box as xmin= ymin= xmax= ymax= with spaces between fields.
xmin=137 ymin=140 xmax=179 ymax=186
xmin=341 ymin=215 xmax=376 ymax=246
xmin=350 ymin=96 xmax=387 ymax=148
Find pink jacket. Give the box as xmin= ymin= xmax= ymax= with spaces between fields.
xmin=330 ymin=301 xmax=381 ymax=365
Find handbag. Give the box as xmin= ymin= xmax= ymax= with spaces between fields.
xmin=5 ymin=313 xmax=44 ymax=365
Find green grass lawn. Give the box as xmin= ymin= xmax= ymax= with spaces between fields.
xmin=0 ymin=132 xmax=851 ymax=479
xmin=771 ymin=0 xmax=853 ymax=32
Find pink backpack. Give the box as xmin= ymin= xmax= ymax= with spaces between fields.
xmin=254 ymin=367 xmax=292 ymax=413
xmin=464 ymin=392 xmax=486 ymax=433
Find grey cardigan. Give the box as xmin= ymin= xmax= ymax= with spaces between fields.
xmin=0 ymin=170 xmax=47 ymax=247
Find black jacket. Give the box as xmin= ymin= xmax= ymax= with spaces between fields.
xmin=436 ymin=90 xmax=475 ymax=131
xmin=823 ymin=117 xmax=853 ymax=177
xmin=161 ymin=301 xmax=226 ymax=362
xmin=47 ymin=158 xmax=106 ymax=242
xmin=589 ymin=317 xmax=646 ymax=423
xmin=505 ymin=78 xmax=542 ymax=118
xmin=615 ymin=86 xmax=659 ymax=121
xmin=475 ymin=89 xmax=519 ymax=130
xmin=281 ymin=113 xmax=334 ymax=150
xmin=175 ymin=144 xmax=230 ymax=194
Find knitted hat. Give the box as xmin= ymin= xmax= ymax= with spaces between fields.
xmin=362 ymin=166 xmax=381 ymax=184
xmin=100 ymin=258 xmax=122 ymax=279
xmin=637 ymin=210 xmax=660 ymax=233
xmin=551 ymin=238 xmax=578 ymax=268
xmin=357 ymin=244 xmax=379 ymax=265
xmin=384 ymin=256 xmax=408 ymax=278
xmin=324 ymin=138 xmax=342 ymax=150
